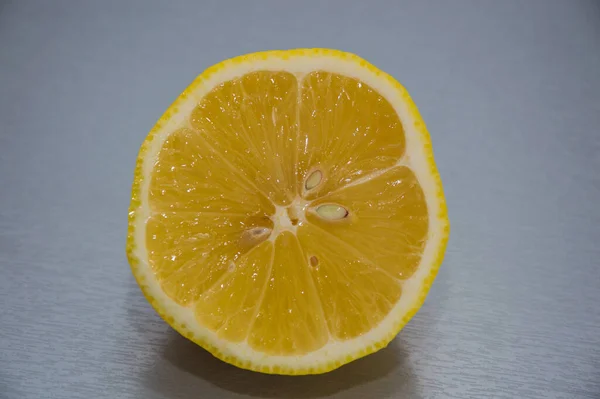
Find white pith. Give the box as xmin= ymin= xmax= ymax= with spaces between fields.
xmin=130 ymin=53 xmax=447 ymax=369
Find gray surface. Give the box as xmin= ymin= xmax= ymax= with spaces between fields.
xmin=1 ymin=0 xmax=600 ymax=398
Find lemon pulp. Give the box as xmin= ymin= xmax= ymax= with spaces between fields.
xmin=145 ymin=70 xmax=428 ymax=356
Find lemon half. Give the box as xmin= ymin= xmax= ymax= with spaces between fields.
xmin=126 ymin=49 xmax=449 ymax=375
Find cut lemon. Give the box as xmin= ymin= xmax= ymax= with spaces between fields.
xmin=126 ymin=49 xmax=449 ymax=375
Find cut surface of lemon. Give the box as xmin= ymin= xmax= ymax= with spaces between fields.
xmin=127 ymin=49 xmax=449 ymax=375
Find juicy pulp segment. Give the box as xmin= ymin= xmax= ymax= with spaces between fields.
xmin=248 ymin=232 xmax=329 ymax=355
xmin=146 ymin=212 xmax=272 ymax=306
xmin=308 ymin=167 xmax=429 ymax=280
xmin=297 ymin=224 xmax=402 ymax=340
xmin=150 ymin=128 xmax=274 ymax=214
xmin=297 ymin=71 xmax=405 ymax=199
xmin=190 ymin=71 xmax=298 ymax=206
xmin=194 ymin=241 xmax=274 ymax=342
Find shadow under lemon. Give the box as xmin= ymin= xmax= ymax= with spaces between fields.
xmin=143 ymin=328 xmax=419 ymax=399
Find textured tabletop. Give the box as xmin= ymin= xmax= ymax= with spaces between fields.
xmin=1 ymin=1 xmax=599 ymax=398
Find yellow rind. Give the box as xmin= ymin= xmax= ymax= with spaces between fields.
xmin=126 ymin=48 xmax=450 ymax=375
